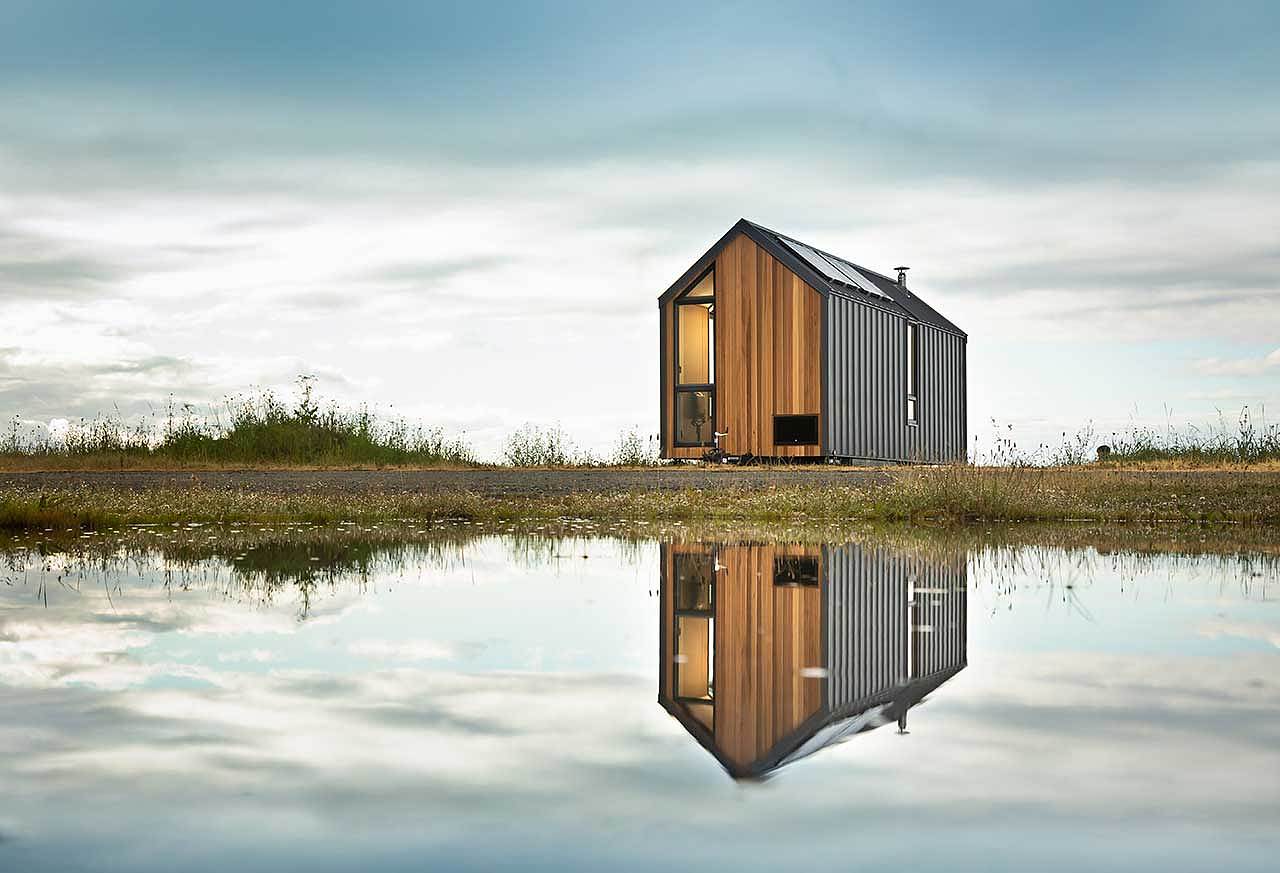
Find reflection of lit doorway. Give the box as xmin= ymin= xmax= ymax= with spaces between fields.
xmin=673 ymin=550 xmax=714 ymax=729
xmin=673 ymin=269 xmax=715 ymax=447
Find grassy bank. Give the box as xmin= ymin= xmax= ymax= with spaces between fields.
xmin=4 ymin=379 xmax=479 ymax=469
xmin=6 ymin=378 xmax=1277 ymax=472
xmin=2 ymin=379 xmax=662 ymax=469
xmin=3 ymin=466 xmax=1279 ymax=531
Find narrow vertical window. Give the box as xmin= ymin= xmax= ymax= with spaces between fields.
xmin=906 ymin=322 xmax=919 ymax=425
xmin=674 ymin=269 xmax=715 ymax=446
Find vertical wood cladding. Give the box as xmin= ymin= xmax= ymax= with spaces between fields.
xmin=660 ymin=232 xmax=822 ymax=458
xmin=712 ymin=544 xmax=824 ymax=770
xmin=718 ymin=233 xmax=823 ymax=458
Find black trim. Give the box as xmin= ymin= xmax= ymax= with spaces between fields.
xmin=657 ymin=223 xmax=746 ymax=307
xmin=820 ymin=289 xmax=828 ymax=455
xmin=658 ymin=543 xmax=669 ymax=702
xmin=906 ymin=321 xmax=920 ymax=427
xmin=659 ymin=304 xmax=668 ymax=454
xmin=819 ymin=545 xmax=829 ymax=712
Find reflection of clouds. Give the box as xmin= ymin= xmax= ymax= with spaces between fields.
xmin=6 ymin=656 xmax=1280 ymax=835
xmin=890 ymin=653 xmax=1280 ymax=815
xmin=1198 ymin=618 xmax=1280 ymax=649
xmin=348 ymin=639 xmax=456 ymax=661
xmin=0 ymin=572 xmax=365 ymax=690
xmin=217 ymin=649 xmax=275 ymax=663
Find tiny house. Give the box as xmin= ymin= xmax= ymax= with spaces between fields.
xmin=657 ymin=540 xmax=968 ymax=779
xmin=658 ymin=219 xmax=967 ymax=462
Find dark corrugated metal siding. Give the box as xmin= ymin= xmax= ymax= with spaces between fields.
xmin=824 ymin=293 xmax=967 ymax=462
xmin=823 ymin=543 xmax=967 ymax=712
xmin=824 ymin=543 xmax=908 ymax=712
xmin=911 ymin=557 xmax=968 ymax=680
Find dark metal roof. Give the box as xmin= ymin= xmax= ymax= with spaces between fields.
xmin=658 ymin=218 xmax=966 ymax=338
xmin=661 ymin=664 xmax=966 ymax=781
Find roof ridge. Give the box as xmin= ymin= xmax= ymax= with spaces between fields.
xmin=746 ymin=218 xmax=896 ymax=284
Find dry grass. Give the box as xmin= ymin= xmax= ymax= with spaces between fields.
xmin=2 ymin=464 xmax=1278 ymax=531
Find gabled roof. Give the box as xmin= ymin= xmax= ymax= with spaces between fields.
xmin=660 ymin=663 xmax=966 ymax=781
xmin=658 ymin=218 xmax=965 ymax=338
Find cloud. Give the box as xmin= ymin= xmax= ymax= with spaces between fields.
xmin=1194 ymin=348 xmax=1280 ymax=377
xmin=347 ymin=639 xmax=456 ymax=662
xmin=0 ymin=221 xmax=136 ymax=300
xmin=1199 ymin=618 xmax=1280 ymax=649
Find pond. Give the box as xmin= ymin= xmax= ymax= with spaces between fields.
xmin=1 ymin=524 xmax=1278 ymax=871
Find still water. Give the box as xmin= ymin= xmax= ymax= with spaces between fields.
xmin=1 ymin=526 xmax=1278 ymax=871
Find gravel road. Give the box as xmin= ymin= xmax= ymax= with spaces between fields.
xmin=0 ymin=468 xmax=895 ymax=496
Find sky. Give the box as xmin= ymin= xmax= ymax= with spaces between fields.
xmin=2 ymin=0 xmax=1279 ymax=459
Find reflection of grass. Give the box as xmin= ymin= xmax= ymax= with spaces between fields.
xmin=5 ymin=521 xmax=1275 ymax=626
xmin=3 ymin=465 xmax=1280 ymax=531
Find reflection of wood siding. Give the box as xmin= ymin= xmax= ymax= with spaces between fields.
xmin=660 ymin=231 xmax=823 ymax=458
xmin=660 ymin=543 xmax=824 ymax=769
xmin=714 ymin=545 xmax=824 ymax=769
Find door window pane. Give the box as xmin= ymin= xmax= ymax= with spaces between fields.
xmin=675 ymin=390 xmax=713 ymax=445
xmin=675 ymin=552 xmax=714 ymax=610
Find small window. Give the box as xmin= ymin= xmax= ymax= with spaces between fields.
xmin=774 ymin=414 xmax=819 ymax=446
xmin=774 ymin=555 xmax=819 ymax=587
xmin=906 ymin=322 xmax=919 ymax=425
xmin=679 ymin=271 xmax=714 ymax=300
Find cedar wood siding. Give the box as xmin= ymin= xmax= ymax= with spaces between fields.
xmin=659 ymin=543 xmax=824 ymax=771
xmin=661 ymin=231 xmax=822 ymax=458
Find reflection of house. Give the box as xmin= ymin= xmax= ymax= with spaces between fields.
xmin=658 ymin=541 xmax=967 ymax=780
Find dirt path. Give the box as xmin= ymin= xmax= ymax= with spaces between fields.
xmin=0 ymin=468 xmax=896 ymax=496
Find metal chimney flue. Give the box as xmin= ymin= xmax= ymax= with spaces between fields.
xmin=895 ymin=266 xmax=910 ymax=286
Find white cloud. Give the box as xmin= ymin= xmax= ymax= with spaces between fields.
xmin=1194 ymin=348 xmax=1280 ymax=377
xmin=1198 ymin=618 xmax=1280 ymax=649
xmin=347 ymin=639 xmax=456 ymax=662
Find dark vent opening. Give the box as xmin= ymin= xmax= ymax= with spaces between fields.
xmin=774 ymin=556 xmax=819 ymax=587
xmin=773 ymin=414 xmax=819 ymax=446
